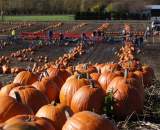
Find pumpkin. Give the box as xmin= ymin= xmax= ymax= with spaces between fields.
xmin=142 ymin=65 xmax=155 ymax=87
xmin=1 ymin=83 xmax=21 ymax=95
xmin=2 ymin=115 xmax=55 ymax=130
xmin=13 ymin=71 xmax=38 ymax=85
xmin=71 ymin=81 xmax=104 ymax=114
xmin=75 ymin=63 xmax=97 ymax=74
xmin=36 ymin=102 xmax=73 ymax=130
xmin=9 ymin=86 xmax=49 ymax=113
xmin=101 ymin=63 xmax=121 ymax=73
xmin=90 ymin=72 xmax=100 ymax=81
xmin=2 ymin=65 xmax=10 ymax=74
xmin=106 ymin=69 xmax=144 ymax=118
xmin=46 ymin=66 xmax=70 ymax=88
xmin=0 ymin=94 xmax=33 ymax=123
xmin=60 ymin=74 xmax=89 ymax=106
xmin=32 ymin=77 xmax=60 ymax=102
xmin=62 ymin=111 xmax=118 ymax=130
xmin=98 ymin=71 xmax=122 ymax=91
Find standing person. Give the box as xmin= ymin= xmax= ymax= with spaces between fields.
xmin=144 ymin=26 xmax=150 ymax=41
xmin=81 ymin=33 xmax=88 ymax=47
xmin=139 ymin=36 xmax=144 ymax=49
xmin=59 ymin=33 xmax=64 ymax=46
xmin=91 ymin=31 xmax=96 ymax=45
xmin=48 ymin=30 xmax=53 ymax=45
xmin=11 ymin=29 xmax=16 ymax=43
xmin=121 ymin=29 xmax=126 ymax=44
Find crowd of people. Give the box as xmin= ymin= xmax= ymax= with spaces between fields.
xmin=7 ymin=23 xmax=154 ymax=50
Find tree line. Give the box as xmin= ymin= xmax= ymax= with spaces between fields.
xmin=0 ymin=0 xmax=159 ymax=15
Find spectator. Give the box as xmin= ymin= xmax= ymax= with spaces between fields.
xmin=11 ymin=29 xmax=16 ymax=42
xmin=48 ymin=30 xmax=53 ymax=44
xmin=59 ymin=33 xmax=64 ymax=46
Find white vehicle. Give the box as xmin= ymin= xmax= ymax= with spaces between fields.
xmin=151 ymin=20 xmax=160 ymax=31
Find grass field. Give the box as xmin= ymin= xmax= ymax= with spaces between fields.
xmin=1 ymin=15 xmax=75 ymax=21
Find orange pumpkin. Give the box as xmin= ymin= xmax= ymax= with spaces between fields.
xmin=98 ymin=71 xmax=122 ymax=91
xmin=36 ymin=102 xmax=73 ymax=130
xmin=106 ymin=70 xmax=144 ymax=118
xmin=62 ymin=111 xmax=118 ymax=130
xmin=9 ymin=86 xmax=49 ymax=113
xmin=32 ymin=77 xmax=60 ymax=102
xmin=60 ymin=74 xmax=89 ymax=106
xmin=71 ymin=81 xmax=104 ymax=114
xmin=13 ymin=71 xmax=38 ymax=85
xmin=0 ymin=94 xmax=33 ymax=123
xmin=2 ymin=115 xmax=55 ymax=130
xmin=1 ymin=83 xmax=21 ymax=95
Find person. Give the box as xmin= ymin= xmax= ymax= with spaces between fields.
xmin=59 ymin=33 xmax=64 ymax=46
xmin=11 ymin=29 xmax=16 ymax=43
xmin=139 ymin=36 xmax=144 ymax=49
xmin=144 ymin=26 xmax=150 ymax=40
xmin=133 ymin=35 xmax=138 ymax=47
xmin=48 ymin=30 xmax=53 ymax=44
xmin=91 ymin=31 xmax=96 ymax=45
xmin=81 ymin=33 xmax=88 ymax=47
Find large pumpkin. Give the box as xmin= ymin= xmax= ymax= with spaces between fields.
xmin=36 ymin=102 xmax=73 ymax=130
xmin=62 ymin=111 xmax=118 ymax=130
xmin=0 ymin=94 xmax=33 ymax=123
xmin=101 ymin=63 xmax=121 ymax=74
xmin=1 ymin=83 xmax=21 ymax=95
xmin=106 ymin=70 xmax=144 ymax=118
xmin=98 ymin=71 xmax=122 ymax=91
xmin=60 ymin=74 xmax=89 ymax=106
xmin=71 ymin=81 xmax=104 ymax=114
xmin=32 ymin=77 xmax=60 ymax=102
xmin=9 ymin=86 xmax=49 ymax=113
xmin=46 ymin=66 xmax=70 ymax=88
xmin=13 ymin=71 xmax=38 ymax=85
xmin=1 ymin=115 xmax=55 ymax=130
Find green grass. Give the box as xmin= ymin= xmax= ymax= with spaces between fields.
xmin=1 ymin=15 xmax=74 ymax=21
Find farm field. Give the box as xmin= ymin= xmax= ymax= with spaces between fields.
xmin=0 ymin=21 xmax=159 ymax=130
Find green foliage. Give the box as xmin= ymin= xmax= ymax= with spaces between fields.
xmin=103 ymin=88 xmax=116 ymax=117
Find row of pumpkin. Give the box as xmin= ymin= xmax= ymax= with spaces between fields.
xmin=0 ymin=24 xmax=155 ymax=130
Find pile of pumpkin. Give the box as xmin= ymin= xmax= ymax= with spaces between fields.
xmin=0 ymin=39 xmax=156 ymax=130
xmin=35 ymin=22 xmax=63 ymax=33
xmin=0 ymin=22 xmax=35 ymax=33
xmin=66 ymin=22 xmax=87 ymax=33
xmin=96 ymin=23 xmax=110 ymax=32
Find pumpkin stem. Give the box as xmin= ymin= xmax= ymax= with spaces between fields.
xmin=43 ymin=70 xmax=49 ymax=77
xmin=14 ymin=91 xmax=22 ymax=104
xmin=89 ymin=80 xmax=95 ymax=88
xmin=26 ymin=66 xmax=32 ymax=72
xmin=65 ymin=110 xmax=70 ymax=119
xmin=97 ymin=68 xmax=101 ymax=74
xmin=32 ymin=63 xmax=37 ymax=72
xmin=124 ymin=69 xmax=128 ymax=79
xmin=51 ymin=101 xmax=57 ymax=106
xmin=83 ymin=63 xmax=88 ymax=70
